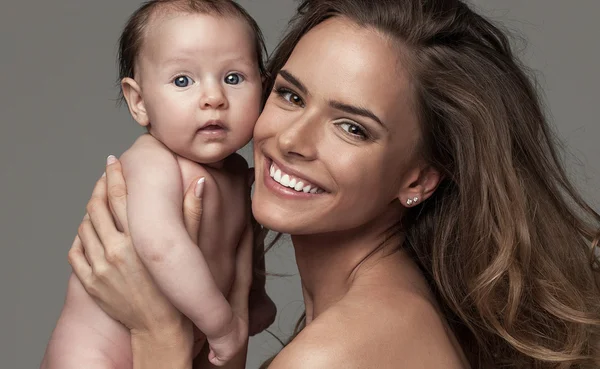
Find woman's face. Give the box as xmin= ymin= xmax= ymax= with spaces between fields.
xmin=252 ymin=17 xmax=422 ymax=235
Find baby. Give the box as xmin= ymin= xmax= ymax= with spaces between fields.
xmin=42 ymin=0 xmax=273 ymax=367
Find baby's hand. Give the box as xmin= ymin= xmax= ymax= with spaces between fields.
xmin=207 ymin=315 xmax=248 ymax=366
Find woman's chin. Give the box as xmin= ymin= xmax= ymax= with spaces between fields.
xmin=253 ymin=210 xmax=293 ymax=235
xmin=252 ymin=203 xmax=310 ymax=236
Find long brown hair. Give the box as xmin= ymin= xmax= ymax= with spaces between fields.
xmin=262 ymin=1 xmax=600 ymax=367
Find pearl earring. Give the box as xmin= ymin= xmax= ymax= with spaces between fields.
xmin=406 ymin=197 xmax=419 ymax=206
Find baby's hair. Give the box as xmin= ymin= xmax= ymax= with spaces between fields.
xmin=116 ymin=0 xmax=267 ymax=105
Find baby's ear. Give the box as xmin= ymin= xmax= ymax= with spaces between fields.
xmin=121 ymin=78 xmax=149 ymax=127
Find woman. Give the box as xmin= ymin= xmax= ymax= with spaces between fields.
xmin=62 ymin=0 xmax=600 ymax=368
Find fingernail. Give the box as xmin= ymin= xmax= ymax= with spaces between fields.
xmin=107 ymin=155 xmax=117 ymax=165
xmin=195 ymin=177 xmax=205 ymax=198
xmin=101 ymin=172 xmax=106 ymax=177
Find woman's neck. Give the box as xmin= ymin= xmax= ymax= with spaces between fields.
xmin=291 ymin=203 xmax=405 ymax=324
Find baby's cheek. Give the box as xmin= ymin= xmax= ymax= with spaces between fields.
xmin=238 ymin=103 xmax=261 ymax=131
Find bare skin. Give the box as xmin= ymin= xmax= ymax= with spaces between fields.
xmin=42 ymin=151 xmax=275 ymax=369
xmin=57 ymin=15 xmax=472 ymax=369
xmin=66 ymin=158 xmax=469 ymax=369
xmin=59 ymin=158 xmax=254 ymax=369
xmin=271 ymin=231 xmax=469 ymax=368
xmin=117 ymin=12 xmax=263 ymax=364
xmin=42 ymin=11 xmax=275 ymax=368
xmin=251 ymin=17 xmax=469 ymax=368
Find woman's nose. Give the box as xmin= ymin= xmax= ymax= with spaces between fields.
xmin=276 ymin=115 xmax=319 ymax=161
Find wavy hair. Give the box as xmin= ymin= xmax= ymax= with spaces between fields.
xmin=261 ymin=1 xmax=600 ymax=367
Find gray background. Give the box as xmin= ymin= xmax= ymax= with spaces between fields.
xmin=1 ymin=1 xmax=598 ymax=368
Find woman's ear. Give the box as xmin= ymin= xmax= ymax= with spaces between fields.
xmin=121 ymin=77 xmax=149 ymax=127
xmin=396 ymin=164 xmax=442 ymax=207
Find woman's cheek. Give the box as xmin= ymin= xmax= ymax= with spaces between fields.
xmin=253 ymin=103 xmax=281 ymax=141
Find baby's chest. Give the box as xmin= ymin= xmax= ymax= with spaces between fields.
xmin=175 ymin=156 xmax=248 ymax=214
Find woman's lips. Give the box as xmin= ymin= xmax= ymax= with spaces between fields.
xmin=262 ymin=157 xmax=326 ymax=199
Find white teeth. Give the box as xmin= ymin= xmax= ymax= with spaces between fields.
xmin=269 ymin=162 xmax=324 ymax=194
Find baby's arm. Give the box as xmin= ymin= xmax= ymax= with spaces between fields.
xmin=41 ymin=273 xmax=132 ymax=369
xmin=121 ymin=136 xmax=238 ymax=351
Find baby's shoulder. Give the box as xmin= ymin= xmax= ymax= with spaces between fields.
xmin=128 ymin=133 xmax=167 ymax=151
xmin=121 ymin=134 xmax=176 ymax=165
xmin=120 ymin=134 xmax=182 ymax=183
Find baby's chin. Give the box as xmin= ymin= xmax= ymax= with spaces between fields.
xmin=189 ymin=136 xmax=252 ymax=165
xmin=177 ymin=145 xmax=239 ymax=166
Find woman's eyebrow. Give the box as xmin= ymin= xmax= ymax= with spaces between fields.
xmin=329 ymin=100 xmax=385 ymax=127
xmin=278 ymin=69 xmax=385 ymax=128
xmin=279 ymin=70 xmax=308 ymax=95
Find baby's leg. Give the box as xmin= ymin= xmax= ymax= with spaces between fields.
xmin=41 ymin=274 xmax=132 ymax=369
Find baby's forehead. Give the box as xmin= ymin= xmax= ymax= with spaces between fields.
xmin=136 ymin=10 xmax=257 ymax=68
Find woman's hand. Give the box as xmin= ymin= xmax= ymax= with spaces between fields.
xmin=68 ymin=157 xmax=201 ymax=368
xmin=68 ymin=157 xmax=193 ymax=337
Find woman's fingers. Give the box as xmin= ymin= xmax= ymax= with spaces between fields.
xmin=87 ymin=173 xmax=123 ymax=247
xmin=77 ymin=213 xmax=106 ymax=269
xmin=105 ymin=156 xmax=129 ymax=235
xmin=68 ymin=235 xmax=92 ymax=283
xmin=183 ymin=177 xmax=204 ymax=244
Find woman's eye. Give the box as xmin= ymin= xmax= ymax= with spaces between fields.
xmin=338 ymin=122 xmax=368 ymax=140
xmin=275 ymin=88 xmax=304 ymax=107
xmin=173 ymin=76 xmax=194 ymax=88
xmin=225 ymin=73 xmax=244 ymax=85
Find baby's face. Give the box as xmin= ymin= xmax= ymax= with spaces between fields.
xmin=135 ymin=12 xmax=262 ymax=164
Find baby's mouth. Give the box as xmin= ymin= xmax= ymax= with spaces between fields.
xmin=200 ymin=124 xmax=224 ymax=131
xmin=199 ymin=119 xmax=227 ymax=131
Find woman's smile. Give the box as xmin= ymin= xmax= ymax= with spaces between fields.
xmin=266 ymin=156 xmax=326 ymax=194
xmin=250 ymin=17 xmax=419 ymax=236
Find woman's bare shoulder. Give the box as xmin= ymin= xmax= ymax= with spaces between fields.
xmin=269 ymin=287 xmax=469 ymax=369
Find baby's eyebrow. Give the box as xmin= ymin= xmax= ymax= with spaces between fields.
xmin=158 ymin=55 xmax=257 ymax=70
xmin=221 ymin=56 xmax=257 ymax=69
xmin=160 ymin=56 xmax=194 ymax=67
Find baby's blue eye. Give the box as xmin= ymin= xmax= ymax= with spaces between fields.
xmin=173 ymin=76 xmax=193 ymax=88
xmin=225 ymin=73 xmax=244 ymax=85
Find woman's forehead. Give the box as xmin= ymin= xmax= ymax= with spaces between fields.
xmin=282 ymin=17 xmax=415 ymax=130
